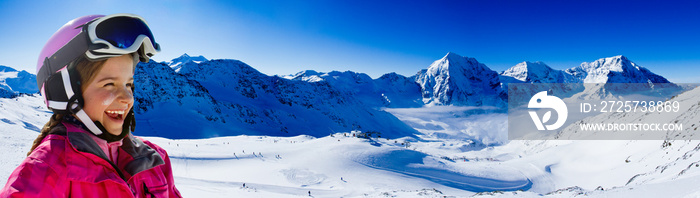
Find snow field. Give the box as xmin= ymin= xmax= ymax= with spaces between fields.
xmin=3 ymin=92 xmax=700 ymax=197
xmin=147 ymin=134 xmax=524 ymax=197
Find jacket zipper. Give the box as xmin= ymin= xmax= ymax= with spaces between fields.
xmin=106 ymin=146 xmax=127 ymax=181
xmin=87 ymin=150 xmax=127 ymax=182
xmin=143 ymin=183 xmax=155 ymax=198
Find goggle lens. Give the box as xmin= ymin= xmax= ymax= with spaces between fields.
xmin=95 ymin=16 xmax=157 ymax=50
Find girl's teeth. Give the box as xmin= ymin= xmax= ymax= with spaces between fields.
xmin=106 ymin=110 xmax=125 ymax=119
xmin=106 ymin=110 xmax=124 ymax=115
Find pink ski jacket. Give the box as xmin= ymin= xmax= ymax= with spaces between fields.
xmin=1 ymin=121 xmax=182 ymax=197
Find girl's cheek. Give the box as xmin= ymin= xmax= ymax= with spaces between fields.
xmin=102 ymin=92 xmax=116 ymax=106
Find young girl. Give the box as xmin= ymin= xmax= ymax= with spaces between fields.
xmin=1 ymin=14 xmax=181 ymax=197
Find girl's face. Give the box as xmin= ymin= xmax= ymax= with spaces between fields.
xmin=82 ymin=54 xmax=134 ymax=135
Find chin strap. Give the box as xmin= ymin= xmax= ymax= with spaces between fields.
xmin=95 ymin=118 xmax=130 ymax=142
xmin=63 ymin=111 xmax=132 ymax=143
xmin=71 ymin=109 xmax=131 ymax=142
xmin=93 ymin=109 xmax=134 ymax=142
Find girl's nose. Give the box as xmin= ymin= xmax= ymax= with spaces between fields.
xmin=116 ymin=86 xmax=134 ymax=104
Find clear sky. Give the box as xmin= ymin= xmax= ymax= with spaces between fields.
xmin=0 ymin=0 xmax=698 ymax=82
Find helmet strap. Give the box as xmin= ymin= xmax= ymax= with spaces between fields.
xmin=94 ymin=120 xmax=130 ymax=142
xmin=66 ymin=111 xmax=130 ymax=143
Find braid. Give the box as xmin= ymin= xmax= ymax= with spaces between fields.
xmin=27 ymin=114 xmax=64 ymax=156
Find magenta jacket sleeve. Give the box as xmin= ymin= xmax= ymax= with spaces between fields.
xmin=1 ymin=155 xmax=67 ymax=197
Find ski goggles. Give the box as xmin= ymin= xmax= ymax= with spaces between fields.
xmin=40 ymin=14 xmax=160 ymax=77
xmin=84 ymin=13 xmax=160 ymax=60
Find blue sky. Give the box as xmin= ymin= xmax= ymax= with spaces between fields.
xmin=0 ymin=0 xmax=698 ymax=82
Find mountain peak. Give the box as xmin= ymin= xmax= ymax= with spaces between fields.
xmin=418 ymin=52 xmax=506 ymax=106
xmin=172 ymin=53 xmax=208 ymax=63
xmin=567 ymin=55 xmax=670 ymax=83
xmin=442 ymin=52 xmax=467 ymax=63
xmin=579 ymin=55 xmax=635 ymax=73
xmin=502 ymin=61 xmax=554 ymax=80
xmin=0 ymin=65 xmax=17 ymax=73
xmin=285 ymin=70 xmax=325 ymax=82
xmin=429 ymin=52 xmax=484 ymax=73
xmin=169 ymin=53 xmax=209 ymax=72
xmin=501 ymin=61 xmax=579 ymax=83
xmin=612 ymin=55 xmax=627 ymax=60
xmin=0 ymin=65 xmax=38 ymax=95
xmin=518 ymin=61 xmax=550 ymax=69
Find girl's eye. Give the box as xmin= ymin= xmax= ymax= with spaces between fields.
xmin=103 ymin=83 xmax=114 ymax=87
xmin=126 ymin=83 xmax=134 ymax=88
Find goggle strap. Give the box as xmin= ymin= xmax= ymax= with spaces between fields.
xmin=37 ymin=31 xmax=89 ymax=88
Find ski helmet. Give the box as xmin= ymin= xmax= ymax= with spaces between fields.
xmin=36 ymin=13 xmax=160 ymax=141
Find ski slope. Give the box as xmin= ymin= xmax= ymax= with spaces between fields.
xmin=3 ymin=95 xmax=700 ymax=197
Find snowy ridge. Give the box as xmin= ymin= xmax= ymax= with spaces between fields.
xmin=500 ymin=61 xmax=578 ymax=84
xmin=284 ymin=54 xmax=673 ymax=108
xmin=134 ymin=57 xmax=417 ymax=139
xmin=501 ymin=55 xmax=672 ymax=85
xmin=169 ymin=53 xmax=208 ymax=73
xmin=374 ymin=72 xmax=424 ymax=108
xmin=286 ymin=70 xmax=423 ymax=108
xmin=565 ymin=55 xmax=671 ymax=84
xmin=284 ymin=70 xmax=325 ymax=82
xmin=0 ymin=65 xmax=37 ymax=98
xmin=0 ymin=53 xmax=680 ymax=140
xmin=501 ymin=56 xmax=679 ymax=102
xmin=415 ymin=52 xmax=507 ymax=107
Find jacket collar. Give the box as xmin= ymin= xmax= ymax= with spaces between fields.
xmin=61 ymin=121 xmax=165 ymax=177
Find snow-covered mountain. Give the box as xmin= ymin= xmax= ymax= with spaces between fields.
xmin=0 ymin=53 xmax=681 ymax=140
xmin=501 ymin=55 xmax=672 ymax=85
xmin=500 ymin=61 xmax=584 ymax=106
xmin=374 ymin=72 xmax=424 ymax=108
xmin=500 ymin=61 xmax=579 ymax=84
xmin=286 ymin=54 xmax=675 ymax=109
xmin=285 ymin=70 xmax=423 ymax=108
xmin=415 ymin=52 xmax=507 ymax=107
xmin=565 ymin=56 xmax=680 ymax=100
xmin=565 ymin=55 xmax=670 ymax=84
xmin=168 ymin=53 xmax=208 ymax=72
xmin=133 ymin=57 xmax=417 ymax=139
xmin=0 ymin=65 xmax=37 ymax=98
xmin=501 ymin=55 xmax=681 ymax=103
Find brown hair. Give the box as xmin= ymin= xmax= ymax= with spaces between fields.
xmin=27 ymin=56 xmax=108 ymax=156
